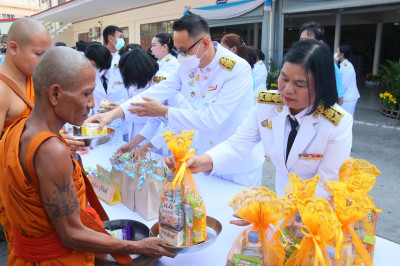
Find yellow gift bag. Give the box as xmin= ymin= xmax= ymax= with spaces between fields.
xmin=158 ymin=130 xmax=207 ymax=247
xmin=227 ymin=186 xmax=295 ymax=266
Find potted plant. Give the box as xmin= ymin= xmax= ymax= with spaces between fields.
xmin=266 ymin=58 xmax=280 ymax=90
xmin=379 ymin=60 xmax=400 ymax=119
xmin=365 ymin=73 xmax=382 ymax=86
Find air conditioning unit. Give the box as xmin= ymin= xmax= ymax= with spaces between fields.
xmin=88 ymin=27 xmax=100 ymax=38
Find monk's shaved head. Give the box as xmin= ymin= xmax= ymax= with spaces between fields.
xmin=7 ymin=17 xmax=49 ymax=49
xmin=33 ymin=47 xmax=93 ymax=100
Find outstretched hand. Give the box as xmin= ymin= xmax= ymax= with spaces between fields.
xmin=229 ymin=213 xmax=250 ymax=227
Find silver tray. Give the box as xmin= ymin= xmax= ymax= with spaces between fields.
xmin=65 ymin=128 xmax=115 ymax=146
xmin=150 ymin=216 xmax=222 ymax=254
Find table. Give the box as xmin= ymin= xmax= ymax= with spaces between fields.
xmin=81 ymin=142 xmax=400 ymax=266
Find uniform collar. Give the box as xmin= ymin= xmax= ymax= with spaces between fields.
xmin=288 ymin=107 xmax=309 ymax=126
xmin=197 ymin=41 xmax=220 ymax=72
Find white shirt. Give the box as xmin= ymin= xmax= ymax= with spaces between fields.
xmin=120 ymin=42 xmax=264 ymax=175
xmin=206 ymin=91 xmax=353 ymax=199
xmin=340 ymin=59 xmax=360 ymax=101
xmin=158 ymin=53 xmax=180 ymax=75
xmin=252 ymin=60 xmax=268 ymax=99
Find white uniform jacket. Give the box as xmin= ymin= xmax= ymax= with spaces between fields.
xmin=93 ymin=66 xmax=128 ymax=113
xmin=120 ymin=42 xmax=264 ymax=175
xmin=158 ymin=53 xmax=180 ymax=75
xmin=206 ymin=91 xmax=353 ymax=199
xmin=340 ymin=59 xmax=360 ymax=101
xmin=253 ymin=60 xmax=268 ymax=100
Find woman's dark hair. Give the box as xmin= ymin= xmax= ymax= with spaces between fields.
xmin=338 ymin=45 xmax=353 ymax=63
xmin=221 ymin=33 xmax=248 ymax=63
xmin=119 ymin=43 xmax=142 ymax=56
xmin=283 ymin=39 xmax=338 ymax=114
xmin=246 ymin=46 xmax=257 ymax=69
xmin=154 ymin=33 xmax=177 ymax=57
xmin=119 ymin=48 xmax=159 ymax=89
xmin=256 ymin=49 xmax=265 ymax=61
xmin=84 ymin=42 xmax=112 ymax=71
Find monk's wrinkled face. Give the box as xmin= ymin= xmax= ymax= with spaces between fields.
xmin=15 ymin=32 xmax=52 ymax=76
xmin=56 ymin=68 xmax=96 ymax=126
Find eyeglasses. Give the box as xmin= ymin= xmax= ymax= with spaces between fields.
xmin=176 ymin=38 xmax=203 ymax=56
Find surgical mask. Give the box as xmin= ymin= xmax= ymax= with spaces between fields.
xmin=177 ymin=43 xmax=204 ymax=70
xmin=333 ymin=52 xmax=339 ymax=62
xmin=95 ymin=68 xmax=106 ymax=80
xmin=113 ymin=37 xmax=125 ymax=51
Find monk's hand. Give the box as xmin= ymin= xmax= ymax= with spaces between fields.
xmin=128 ymin=97 xmax=167 ymax=117
xmin=186 ymin=154 xmax=213 ymax=174
xmin=135 ymin=237 xmax=176 ymax=258
xmin=62 ymin=134 xmax=87 ymax=153
xmin=230 ymin=213 xmax=250 ymax=226
xmin=165 ymin=156 xmax=176 ymax=169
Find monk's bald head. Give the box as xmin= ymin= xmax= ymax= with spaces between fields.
xmin=33 ymin=47 xmax=94 ymax=100
xmin=7 ymin=17 xmax=49 ymax=49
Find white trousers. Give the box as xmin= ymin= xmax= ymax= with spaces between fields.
xmin=341 ymin=99 xmax=358 ymax=117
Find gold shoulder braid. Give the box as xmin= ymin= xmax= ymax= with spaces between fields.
xmin=153 ymin=76 xmax=167 ymax=84
xmin=316 ymin=103 xmax=344 ymax=126
xmin=219 ymin=56 xmax=236 ymax=71
xmin=257 ymin=91 xmax=283 ymax=105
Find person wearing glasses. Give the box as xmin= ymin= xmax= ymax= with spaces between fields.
xmin=86 ymin=13 xmax=264 ymax=187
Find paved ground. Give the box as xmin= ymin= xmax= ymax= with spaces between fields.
xmin=1 ymin=79 xmax=399 ymax=264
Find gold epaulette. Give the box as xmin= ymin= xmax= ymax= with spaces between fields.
xmin=153 ymin=76 xmax=167 ymax=84
xmin=257 ymin=91 xmax=283 ymax=105
xmin=315 ymin=104 xmax=344 ymax=126
xmin=219 ymin=56 xmax=236 ymax=71
xmin=166 ymin=56 xmax=170 ymax=62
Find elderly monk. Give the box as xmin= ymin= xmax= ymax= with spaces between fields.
xmin=0 ymin=47 xmax=175 ymax=265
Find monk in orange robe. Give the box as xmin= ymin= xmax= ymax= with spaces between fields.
xmin=0 ymin=47 xmax=175 ymax=265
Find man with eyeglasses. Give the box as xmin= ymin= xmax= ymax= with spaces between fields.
xmin=87 ymin=14 xmax=264 ymax=187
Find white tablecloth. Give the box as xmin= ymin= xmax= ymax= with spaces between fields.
xmin=81 ymin=142 xmax=400 ymax=266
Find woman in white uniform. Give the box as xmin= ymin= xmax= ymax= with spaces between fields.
xmin=337 ymin=45 xmax=360 ymax=117
xmin=151 ymin=33 xmax=180 ymax=74
xmin=174 ymin=39 xmax=353 ymax=200
xmin=117 ymin=47 xmax=190 ymax=156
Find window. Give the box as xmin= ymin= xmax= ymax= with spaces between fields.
xmin=121 ymin=27 xmax=129 ymax=45
xmin=140 ymin=20 xmax=174 ymax=51
xmin=1 ymin=14 xmax=15 ymax=19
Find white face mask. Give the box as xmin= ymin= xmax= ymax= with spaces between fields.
xmin=177 ymin=42 xmax=204 ymax=70
xmin=95 ymin=68 xmax=106 ymax=80
xmin=333 ymin=52 xmax=339 ymax=62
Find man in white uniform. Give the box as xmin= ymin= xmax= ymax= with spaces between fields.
xmin=103 ymin=25 xmax=124 ymax=67
xmin=87 ymin=14 xmax=264 ymax=187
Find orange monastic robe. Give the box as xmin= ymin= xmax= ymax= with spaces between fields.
xmin=2 ymin=76 xmax=35 ymax=134
xmin=0 ymin=118 xmax=94 ymax=265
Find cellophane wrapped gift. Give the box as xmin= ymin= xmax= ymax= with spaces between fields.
xmin=284 ymin=198 xmax=339 ymax=266
xmin=278 ymin=173 xmax=321 ymax=263
xmin=226 ymin=186 xmax=295 ymax=266
xmin=324 ymin=158 xmax=381 ymax=266
xmin=158 ymin=130 xmax=207 ymax=247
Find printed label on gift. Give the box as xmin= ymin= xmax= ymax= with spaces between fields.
xmin=88 ymin=174 xmax=121 ymax=205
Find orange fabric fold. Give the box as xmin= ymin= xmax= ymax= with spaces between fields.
xmin=12 ymin=226 xmax=72 ymax=262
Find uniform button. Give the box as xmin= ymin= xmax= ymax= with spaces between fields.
xmin=191 ymin=91 xmax=195 ymax=97
xmin=189 ymin=72 xmax=194 ymax=78
xmin=206 ymin=67 xmax=211 ymax=72
xmin=277 ymin=106 xmax=283 ymax=112
xmin=264 ymin=155 xmax=271 ymax=162
xmin=313 ymin=112 xmax=319 ymax=118
xmin=201 ymin=94 xmax=206 ymax=98
xmin=210 ymin=141 xmax=213 ymax=145
xmin=203 ymin=75 xmax=208 ymax=80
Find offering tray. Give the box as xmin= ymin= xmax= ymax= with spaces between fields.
xmin=95 ymin=219 xmax=156 ymax=266
xmin=150 ymin=216 xmax=222 ymax=254
xmin=67 ymin=128 xmax=115 ymax=147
